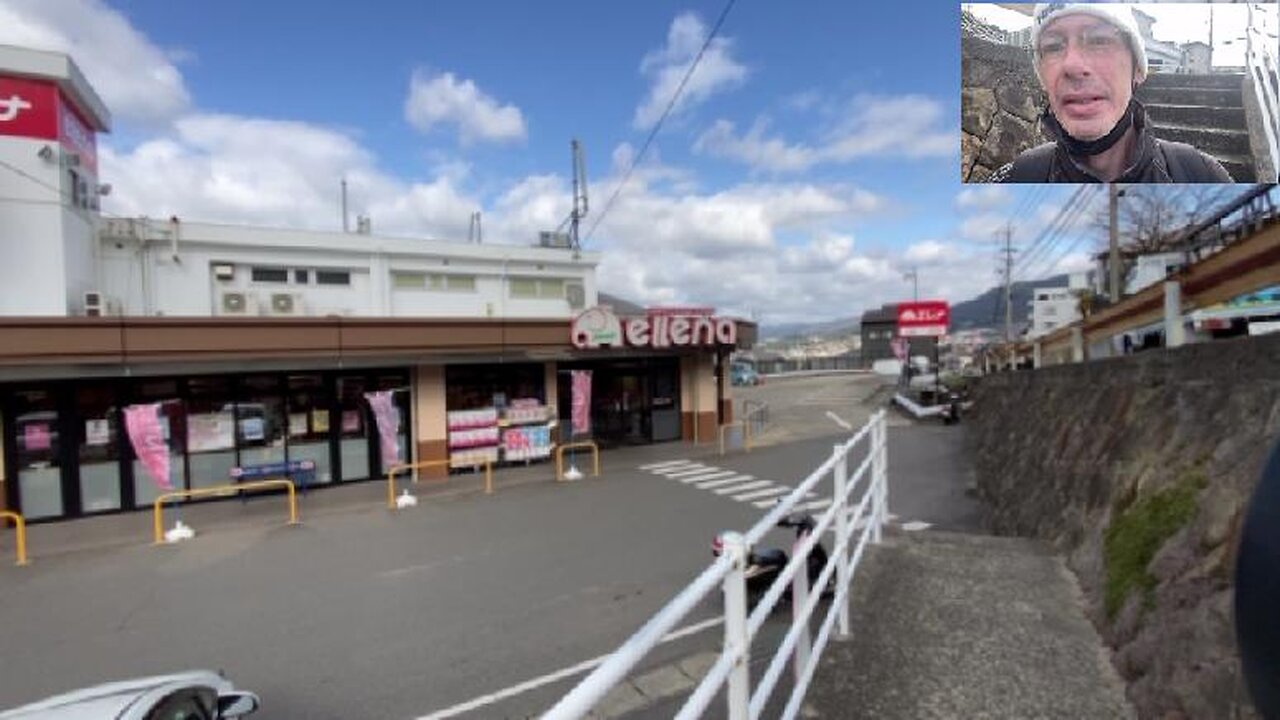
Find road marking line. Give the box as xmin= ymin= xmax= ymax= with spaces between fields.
xmin=677 ymin=470 xmax=736 ymax=484
xmin=639 ymin=459 xmax=694 ymax=471
xmin=668 ymin=468 xmax=731 ymax=482
xmin=713 ymin=479 xmax=772 ymax=495
xmin=691 ymin=474 xmax=755 ymax=490
xmin=901 ymin=521 xmax=932 ymax=532
xmin=661 ymin=465 xmax=717 ymax=478
xmin=799 ymin=499 xmax=833 ymax=511
xmin=414 ymin=617 xmax=724 ymax=720
xmin=825 ymin=411 xmax=853 ymax=430
xmin=731 ymin=486 xmax=791 ymax=502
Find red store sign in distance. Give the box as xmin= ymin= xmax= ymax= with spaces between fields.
xmin=897 ymin=301 xmax=950 ymax=338
xmin=0 ymin=76 xmax=59 ymax=141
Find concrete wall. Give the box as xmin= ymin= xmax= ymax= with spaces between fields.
xmin=969 ymin=333 xmax=1280 ymax=719
xmin=961 ymin=36 xmax=1051 ymax=182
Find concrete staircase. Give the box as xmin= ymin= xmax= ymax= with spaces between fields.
xmin=1136 ymin=72 xmax=1256 ymax=182
xmin=804 ymin=530 xmax=1134 ymax=719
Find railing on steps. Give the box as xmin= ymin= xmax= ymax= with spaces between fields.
xmin=1245 ymin=3 xmax=1280 ymax=181
xmin=543 ymin=410 xmax=890 ymax=720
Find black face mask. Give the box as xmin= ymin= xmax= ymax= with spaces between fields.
xmin=1043 ymin=97 xmax=1137 ymax=157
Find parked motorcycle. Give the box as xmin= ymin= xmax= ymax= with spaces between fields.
xmin=712 ymin=513 xmax=833 ymax=610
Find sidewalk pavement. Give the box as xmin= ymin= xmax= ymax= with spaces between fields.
xmin=803 ymin=529 xmax=1134 ymax=719
xmin=0 ymin=438 xmax=732 ymax=563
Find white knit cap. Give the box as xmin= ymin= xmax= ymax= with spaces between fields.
xmin=1032 ymin=3 xmax=1148 ymax=80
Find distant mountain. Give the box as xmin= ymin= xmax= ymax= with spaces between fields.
xmin=950 ymin=274 xmax=1071 ymax=331
xmin=761 ymin=316 xmax=860 ymax=341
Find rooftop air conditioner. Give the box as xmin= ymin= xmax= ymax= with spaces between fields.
xmin=213 ymin=263 xmax=235 ymax=281
xmin=84 ymin=291 xmax=103 ymax=317
xmin=220 ymin=291 xmax=254 ymax=315
xmin=270 ymin=292 xmax=303 ymax=315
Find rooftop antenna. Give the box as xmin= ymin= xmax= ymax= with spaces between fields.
xmin=569 ymin=139 xmax=588 ymax=250
xmin=341 ymin=177 xmax=349 ymax=233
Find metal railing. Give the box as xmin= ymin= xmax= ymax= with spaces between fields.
xmin=387 ymin=459 xmax=494 ymax=509
xmin=1246 ymin=2 xmax=1279 ymax=181
xmin=543 ymin=409 xmax=889 ymax=719
xmin=556 ymin=441 xmax=600 ymax=481
xmin=1 ymin=510 xmax=29 ymax=566
xmin=153 ymin=480 xmax=299 ymax=545
xmin=718 ymin=421 xmax=752 ymax=456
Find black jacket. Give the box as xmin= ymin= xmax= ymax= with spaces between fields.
xmin=990 ymin=104 xmax=1235 ymax=183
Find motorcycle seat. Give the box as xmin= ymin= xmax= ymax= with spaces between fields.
xmin=751 ymin=548 xmax=787 ymax=567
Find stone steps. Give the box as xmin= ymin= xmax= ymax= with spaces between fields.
xmin=1138 ymin=86 xmax=1242 ymax=108
xmin=1148 ymin=122 xmax=1252 ymax=157
xmin=1142 ymin=72 xmax=1245 ymax=90
xmin=1145 ymin=103 xmax=1246 ymax=128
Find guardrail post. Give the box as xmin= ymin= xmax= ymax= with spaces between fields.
xmin=833 ymin=443 xmax=850 ymax=638
xmin=721 ymin=532 xmax=751 ymax=719
xmin=791 ymin=534 xmax=812 ymax=688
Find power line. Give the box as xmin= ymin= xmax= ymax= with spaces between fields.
xmin=1022 ymin=187 xmax=1100 ymax=280
xmin=583 ymin=0 xmax=738 ymax=243
xmin=1014 ymin=185 xmax=1098 ymax=280
xmin=1012 ymin=185 xmax=1088 ymax=276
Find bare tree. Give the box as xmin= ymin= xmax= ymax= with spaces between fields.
xmin=1092 ymin=185 xmax=1238 ymax=255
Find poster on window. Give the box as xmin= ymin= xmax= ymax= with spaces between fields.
xmin=124 ymin=403 xmax=172 ymax=490
xmin=188 ymin=412 xmax=234 ymax=452
xmin=312 ymin=410 xmax=330 ymax=433
xmin=571 ymin=370 xmax=592 ymax=435
xmin=240 ymin=416 xmax=265 ymax=442
xmin=364 ymin=390 xmax=401 ymax=468
xmin=289 ymin=413 xmax=308 ymax=437
xmin=85 ymin=418 xmax=111 ymax=447
xmin=342 ymin=410 xmax=361 ymax=433
xmin=24 ymin=423 xmax=52 ymax=451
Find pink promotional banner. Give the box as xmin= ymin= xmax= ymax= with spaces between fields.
xmin=124 ymin=403 xmax=172 ymax=490
xmin=364 ymin=391 xmax=401 ymax=468
xmin=571 ymin=370 xmax=592 ymax=435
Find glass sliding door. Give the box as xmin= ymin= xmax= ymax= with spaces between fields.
xmin=337 ymin=376 xmax=371 ymax=481
xmin=76 ymin=384 xmax=122 ymax=514
xmin=287 ymin=374 xmax=333 ymax=485
xmin=186 ymin=377 xmax=237 ymax=490
xmin=12 ymin=389 xmax=64 ymax=519
xmin=238 ymin=376 xmax=286 ymax=468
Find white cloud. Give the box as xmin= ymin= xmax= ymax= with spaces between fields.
xmin=904 ymin=240 xmax=962 ymax=265
xmin=404 ymin=70 xmax=527 ymax=145
xmin=633 ymin=12 xmax=747 ymax=130
xmin=695 ymin=95 xmax=957 ymax=172
xmin=0 ymin=0 xmax=191 ymax=126
xmin=955 ymin=186 xmax=1011 ymax=211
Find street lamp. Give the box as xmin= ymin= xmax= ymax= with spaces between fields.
xmin=903 ymin=268 xmax=919 ymax=301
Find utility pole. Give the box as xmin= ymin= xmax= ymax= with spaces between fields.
xmin=1109 ymin=183 xmax=1121 ymax=301
xmin=341 ymin=177 xmax=349 ymax=233
xmin=1002 ymin=225 xmax=1016 ymax=343
xmin=903 ymin=267 xmax=919 ymax=301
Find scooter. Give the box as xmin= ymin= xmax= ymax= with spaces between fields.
xmin=712 ymin=513 xmax=832 ymax=610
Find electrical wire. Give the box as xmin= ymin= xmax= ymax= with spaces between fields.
xmin=583 ymin=0 xmax=738 ymax=243
xmin=1021 ymin=186 xmax=1101 ymax=280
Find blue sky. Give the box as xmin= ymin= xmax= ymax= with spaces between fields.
xmin=0 ymin=0 xmax=1097 ymax=325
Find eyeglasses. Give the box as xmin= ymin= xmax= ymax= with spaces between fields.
xmin=1036 ymin=25 xmax=1126 ymax=62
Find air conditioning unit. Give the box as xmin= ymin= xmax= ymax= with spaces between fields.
xmin=84 ymin=291 xmax=103 ymax=316
xmin=220 ymin=291 xmax=254 ymax=315
xmin=270 ymin=292 xmax=303 ymax=315
xmin=212 ymin=263 xmax=235 ymax=281
xmin=565 ymin=282 xmax=586 ymax=310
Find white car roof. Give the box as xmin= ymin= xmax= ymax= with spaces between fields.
xmin=0 ymin=670 xmax=229 ymax=720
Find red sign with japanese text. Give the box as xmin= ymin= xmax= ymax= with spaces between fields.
xmin=0 ymin=76 xmax=58 ymax=141
xmin=897 ymin=301 xmax=950 ymax=338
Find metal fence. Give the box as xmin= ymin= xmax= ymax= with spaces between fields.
xmin=1246 ymin=2 xmax=1279 ymax=182
xmin=543 ymin=409 xmax=889 ymax=719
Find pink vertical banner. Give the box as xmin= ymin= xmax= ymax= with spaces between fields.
xmin=124 ymin=403 xmax=172 ymax=490
xmin=364 ymin=391 xmax=401 ymax=468
xmin=571 ymin=370 xmax=592 ymax=435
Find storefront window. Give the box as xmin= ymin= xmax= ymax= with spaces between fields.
xmin=129 ymin=380 xmax=186 ymax=507
xmin=76 ymin=385 xmax=121 ymax=513
xmin=371 ymin=373 xmax=410 ymax=475
xmin=238 ymin=376 xmax=286 ymax=467
xmin=337 ymin=376 xmax=370 ymax=481
xmin=287 ymin=375 xmax=333 ymax=484
xmin=13 ymin=389 xmax=63 ymax=519
xmin=186 ymin=377 xmax=237 ymax=490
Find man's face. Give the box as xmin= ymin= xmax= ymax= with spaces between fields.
xmin=1037 ymin=14 xmax=1141 ymax=141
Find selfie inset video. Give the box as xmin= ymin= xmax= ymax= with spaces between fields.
xmin=962 ymin=2 xmax=1280 ymax=184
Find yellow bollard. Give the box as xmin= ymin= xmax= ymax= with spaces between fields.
xmin=1 ymin=511 xmax=28 ymax=566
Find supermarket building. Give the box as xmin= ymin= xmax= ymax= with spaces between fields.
xmin=0 ymin=45 xmax=754 ymax=522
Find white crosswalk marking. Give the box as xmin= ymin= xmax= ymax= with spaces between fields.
xmin=798 ymin=499 xmax=832 ymax=512
xmin=692 ymin=474 xmax=755 ymax=490
xmin=678 ymin=470 xmax=736 ymax=484
xmin=670 ymin=468 xmax=733 ymax=483
xmin=713 ymin=479 xmax=772 ymax=495
xmin=732 ymin=486 xmax=791 ymax=502
xmin=640 ymin=459 xmax=694 ymax=471
xmin=662 ymin=465 xmax=717 ymax=478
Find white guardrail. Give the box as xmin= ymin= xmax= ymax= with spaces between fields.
xmin=543 ymin=409 xmax=889 ymax=720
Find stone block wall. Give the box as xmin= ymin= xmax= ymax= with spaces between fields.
xmin=961 ymin=36 xmax=1051 ymax=182
xmin=969 ymin=332 xmax=1280 ymax=719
